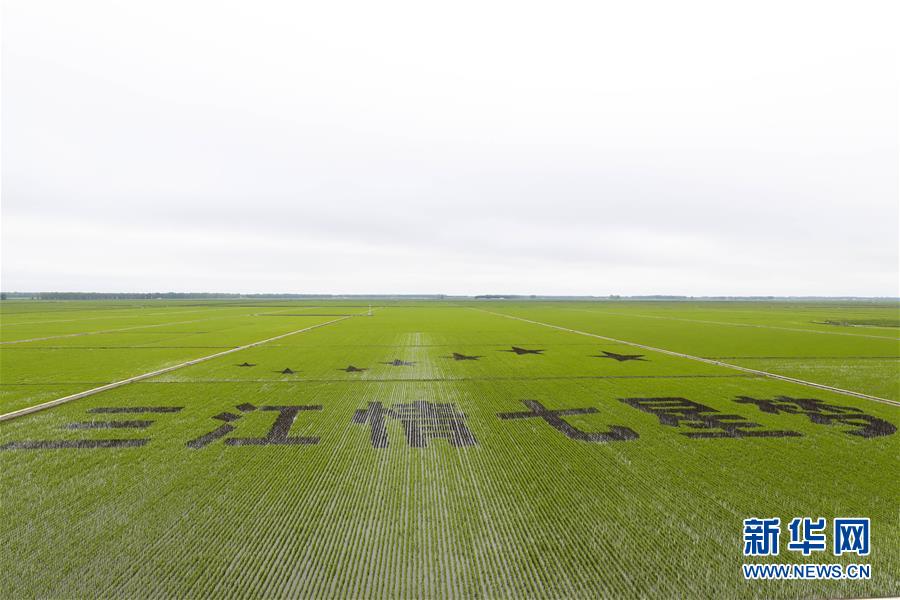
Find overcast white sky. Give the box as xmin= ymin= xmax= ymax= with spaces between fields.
xmin=1 ymin=0 xmax=898 ymax=296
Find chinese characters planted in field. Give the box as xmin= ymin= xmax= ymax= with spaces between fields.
xmin=620 ymin=397 xmax=802 ymax=438
xmin=186 ymin=403 xmax=322 ymax=448
xmin=0 ymin=406 xmax=183 ymax=449
xmin=734 ymin=396 xmax=895 ymax=438
xmin=497 ymin=400 xmax=637 ymax=443
xmin=352 ymin=401 xmax=477 ymax=448
xmin=1 ymin=395 xmax=893 ymax=451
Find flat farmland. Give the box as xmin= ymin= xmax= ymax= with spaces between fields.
xmin=0 ymin=300 xmax=898 ymax=598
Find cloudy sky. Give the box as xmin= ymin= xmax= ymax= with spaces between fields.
xmin=2 ymin=0 xmax=898 ymax=296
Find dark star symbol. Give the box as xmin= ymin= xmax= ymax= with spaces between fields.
xmin=381 ymin=359 xmax=415 ymax=366
xmin=448 ymin=352 xmax=482 ymax=361
xmin=593 ymin=350 xmax=647 ymax=362
xmin=502 ymin=346 xmax=544 ymax=355
xmin=340 ymin=365 xmax=368 ymax=373
xmin=236 ymin=362 xmax=256 ymax=367
xmin=277 ymin=367 xmax=297 ymax=374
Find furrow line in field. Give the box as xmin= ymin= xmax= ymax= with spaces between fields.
xmin=0 ymin=305 xmax=244 ymax=327
xmin=0 ymin=316 xmax=225 ymax=344
xmin=0 ymin=306 xmax=323 ymax=342
xmin=0 ymin=345 xmax=238 ymax=350
xmin=563 ymin=307 xmax=900 ymax=340
xmin=0 ymin=314 xmax=365 ymax=422
xmin=86 ymin=374 xmax=756 ymax=385
xmin=475 ymin=308 xmax=900 ymax=407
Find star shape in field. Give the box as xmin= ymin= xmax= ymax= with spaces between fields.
xmin=502 ymin=346 xmax=544 ymax=355
xmin=340 ymin=365 xmax=368 ymax=373
xmin=381 ymin=359 xmax=415 ymax=366
xmin=593 ymin=350 xmax=647 ymax=362
xmin=448 ymin=352 xmax=482 ymax=361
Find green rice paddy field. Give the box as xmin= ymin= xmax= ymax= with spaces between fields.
xmin=1 ymin=299 xmax=898 ymax=598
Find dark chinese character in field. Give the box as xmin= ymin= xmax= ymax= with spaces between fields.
xmin=0 ymin=406 xmax=183 ymax=450
xmin=743 ymin=517 xmax=781 ymax=556
xmin=734 ymin=396 xmax=895 ymax=438
xmin=351 ymin=402 xmax=390 ymax=448
xmin=352 ymin=401 xmax=477 ymax=448
xmin=187 ymin=403 xmax=321 ymax=448
xmin=621 ymin=397 xmax=801 ymax=438
xmin=391 ymin=401 xmax=477 ymax=447
xmin=497 ymin=400 xmax=638 ymax=443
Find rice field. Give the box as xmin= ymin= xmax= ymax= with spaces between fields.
xmin=1 ymin=299 xmax=898 ymax=598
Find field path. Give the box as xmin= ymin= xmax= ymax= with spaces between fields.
xmin=476 ymin=308 xmax=900 ymax=408
xmin=0 ymin=306 xmax=324 ymax=344
xmin=0 ymin=316 xmax=237 ymax=345
xmin=0 ymin=313 xmax=362 ymax=422
xmin=562 ymin=307 xmax=900 ymax=341
xmin=0 ymin=306 xmax=239 ymax=327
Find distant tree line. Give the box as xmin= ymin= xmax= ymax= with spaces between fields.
xmin=0 ymin=292 xmax=451 ymax=300
xmin=12 ymin=292 xmax=245 ymax=300
xmin=0 ymin=292 xmax=893 ymax=302
xmin=2 ymin=292 xmax=295 ymax=300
